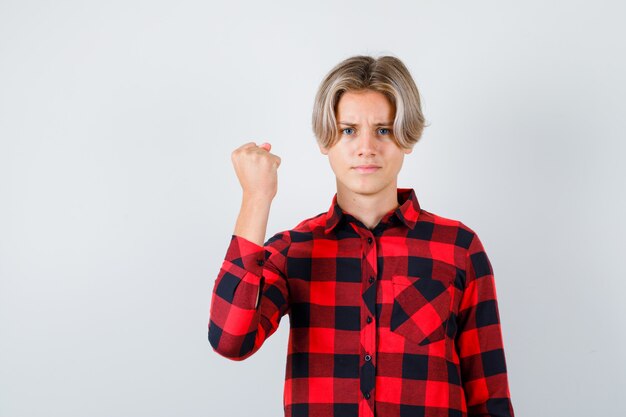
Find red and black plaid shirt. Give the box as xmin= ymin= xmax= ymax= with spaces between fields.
xmin=209 ymin=188 xmax=514 ymax=417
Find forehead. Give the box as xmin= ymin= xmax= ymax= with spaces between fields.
xmin=336 ymin=90 xmax=394 ymax=121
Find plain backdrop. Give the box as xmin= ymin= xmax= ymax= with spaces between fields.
xmin=1 ymin=1 xmax=625 ymax=416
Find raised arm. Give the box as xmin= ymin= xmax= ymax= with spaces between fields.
xmin=208 ymin=142 xmax=290 ymax=360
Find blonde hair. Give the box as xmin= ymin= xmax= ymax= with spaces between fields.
xmin=312 ymin=55 xmax=426 ymax=149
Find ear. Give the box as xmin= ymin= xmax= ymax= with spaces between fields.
xmin=403 ymin=144 xmax=414 ymax=155
xmin=318 ymin=142 xmax=329 ymax=155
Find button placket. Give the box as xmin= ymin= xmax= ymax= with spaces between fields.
xmin=359 ymin=230 xmax=377 ymax=407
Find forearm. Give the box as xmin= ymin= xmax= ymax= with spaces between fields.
xmin=233 ymin=195 xmax=272 ymax=247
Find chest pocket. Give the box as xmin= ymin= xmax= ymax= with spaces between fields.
xmin=390 ymin=275 xmax=453 ymax=346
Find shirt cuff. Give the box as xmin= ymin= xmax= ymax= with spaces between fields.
xmin=224 ymin=234 xmax=267 ymax=278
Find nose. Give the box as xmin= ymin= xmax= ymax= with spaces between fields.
xmin=356 ymin=130 xmax=377 ymax=157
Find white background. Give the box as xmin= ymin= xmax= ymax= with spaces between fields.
xmin=1 ymin=1 xmax=625 ymax=416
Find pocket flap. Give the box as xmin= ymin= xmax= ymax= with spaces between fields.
xmin=390 ymin=275 xmax=452 ymax=345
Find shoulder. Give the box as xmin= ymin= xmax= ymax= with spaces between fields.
xmin=419 ymin=209 xmax=494 ymax=283
xmin=417 ymin=208 xmax=480 ymax=250
xmin=264 ymin=211 xmax=327 ymax=247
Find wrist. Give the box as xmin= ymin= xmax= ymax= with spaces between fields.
xmin=241 ymin=192 xmax=274 ymax=207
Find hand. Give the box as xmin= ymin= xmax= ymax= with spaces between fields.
xmin=231 ymin=142 xmax=281 ymax=203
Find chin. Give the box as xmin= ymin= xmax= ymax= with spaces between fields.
xmin=345 ymin=181 xmax=386 ymax=196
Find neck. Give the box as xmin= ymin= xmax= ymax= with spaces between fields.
xmin=336 ymin=182 xmax=399 ymax=230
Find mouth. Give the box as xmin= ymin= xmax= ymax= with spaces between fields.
xmin=353 ymin=165 xmax=381 ymax=174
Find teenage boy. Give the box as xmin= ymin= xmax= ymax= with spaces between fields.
xmin=209 ymin=55 xmax=514 ymax=417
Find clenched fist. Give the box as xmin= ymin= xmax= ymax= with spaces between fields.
xmin=231 ymin=142 xmax=281 ymax=203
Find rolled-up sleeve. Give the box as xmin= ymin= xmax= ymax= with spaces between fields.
xmin=208 ymin=232 xmax=290 ymax=361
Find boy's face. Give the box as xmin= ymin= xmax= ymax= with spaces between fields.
xmin=319 ymin=89 xmax=413 ymax=198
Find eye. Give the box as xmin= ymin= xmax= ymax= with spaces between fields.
xmin=377 ymin=128 xmax=391 ymax=135
xmin=341 ymin=127 xmax=355 ymax=135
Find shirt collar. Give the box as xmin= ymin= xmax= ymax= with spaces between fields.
xmin=324 ymin=188 xmax=421 ymax=234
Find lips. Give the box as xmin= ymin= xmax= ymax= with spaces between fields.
xmin=353 ymin=165 xmax=381 ymax=173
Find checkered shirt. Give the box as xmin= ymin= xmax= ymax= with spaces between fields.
xmin=209 ymin=188 xmax=514 ymax=417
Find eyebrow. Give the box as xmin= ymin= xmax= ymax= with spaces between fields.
xmin=337 ymin=121 xmax=393 ymax=127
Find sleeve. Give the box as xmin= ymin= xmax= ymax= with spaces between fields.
xmin=456 ymin=230 xmax=515 ymax=417
xmin=208 ymin=231 xmax=290 ymax=361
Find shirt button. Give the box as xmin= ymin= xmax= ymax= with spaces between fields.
xmin=368 ymin=276 xmax=375 ymax=284
xmin=364 ymin=392 xmax=371 ymax=399
xmin=367 ymin=237 xmax=373 ymax=244
xmin=256 ymin=259 xmax=264 ymax=266
xmin=366 ymin=316 xmax=372 ymax=324
xmin=365 ymin=354 xmax=371 ymax=362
